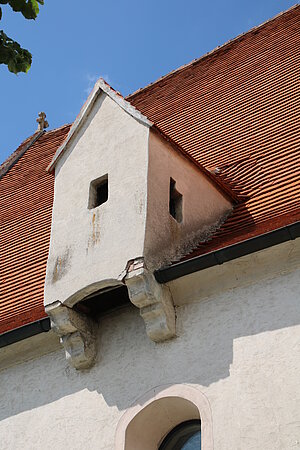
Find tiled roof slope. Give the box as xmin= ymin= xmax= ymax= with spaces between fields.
xmin=128 ymin=5 xmax=300 ymax=258
xmin=1 ymin=6 xmax=299 ymax=334
xmin=0 ymin=125 xmax=70 ymax=334
xmin=0 ymin=132 xmax=40 ymax=179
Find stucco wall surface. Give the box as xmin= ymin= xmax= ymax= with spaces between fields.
xmin=44 ymin=93 xmax=149 ymax=307
xmin=145 ymin=131 xmax=232 ymax=268
xmin=1 ymin=260 xmax=300 ymax=450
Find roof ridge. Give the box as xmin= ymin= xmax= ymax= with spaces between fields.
xmin=0 ymin=131 xmax=44 ymax=180
xmin=0 ymin=124 xmax=72 ymax=180
xmin=44 ymin=123 xmax=72 ymax=134
xmin=127 ymin=3 xmax=299 ymax=99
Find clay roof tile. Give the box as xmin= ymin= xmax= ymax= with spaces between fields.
xmin=1 ymin=5 xmax=300 ymax=333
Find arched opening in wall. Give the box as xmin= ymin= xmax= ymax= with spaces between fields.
xmin=115 ymin=385 xmax=213 ymax=450
xmin=73 ymin=284 xmax=131 ymax=321
xmin=125 ymin=397 xmax=200 ymax=450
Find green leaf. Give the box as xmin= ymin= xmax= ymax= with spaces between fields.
xmin=6 ymin=0 xmax=42 ymax=19
xmin=22 ymin=0 xmax=39 ymax=19
xmin=0 ymin=30 xmax=32 ymax=73
xmin=0 ymin=0 xmax=44 ymax=73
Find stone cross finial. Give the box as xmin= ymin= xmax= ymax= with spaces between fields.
xmin=36 ymin=112 xmax=49 ymax=131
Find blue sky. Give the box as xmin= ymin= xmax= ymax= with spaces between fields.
xmin=0 ymin=0 xmax=295 ymax=164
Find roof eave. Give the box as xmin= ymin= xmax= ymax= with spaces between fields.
xmin=155 ymin=220 xmax=300 ymax=283
xmin=0 ymin=318 xmax=50 ymax=348
xmin=1 ymin=221 xmax=299 ymax=346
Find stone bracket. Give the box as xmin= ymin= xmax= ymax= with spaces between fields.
xmin=45 ymin=301 xmax=97 ymax=370
xmin=125 ymin=259 xmax=176 ymax=342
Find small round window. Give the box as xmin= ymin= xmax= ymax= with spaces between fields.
xmin=159 ymin=419 xmax=201 ymax=450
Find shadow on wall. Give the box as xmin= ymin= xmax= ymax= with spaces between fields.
xmin=0 ymin=268 xmax=299 ymax=421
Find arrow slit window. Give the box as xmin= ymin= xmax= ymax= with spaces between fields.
xmin=169 ymin=178 xmax=183 ymax=222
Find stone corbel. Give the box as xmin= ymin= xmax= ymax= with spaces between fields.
xmin=45 ymin=301 xmax=97 ymax=370
xmin=125 ymin=259 xmax=176 ymax=342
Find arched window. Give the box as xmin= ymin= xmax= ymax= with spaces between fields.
xmin=115 ymin=385 xmax=213 ymax=450
xmin=159 ymin=420 xmax=201 ymax=450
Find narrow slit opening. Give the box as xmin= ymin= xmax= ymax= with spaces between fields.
xmin=169 ymin=178 xmax=183 ymax=222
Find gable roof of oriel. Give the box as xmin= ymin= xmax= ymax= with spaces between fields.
xmin=0 ymin=4 xmax=300 ymax=334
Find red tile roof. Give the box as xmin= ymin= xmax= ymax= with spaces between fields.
xmin=0 ymin=126 xmax=70 ymax=334
xmin=128 ymin=5 xmax=300 ymax=258
xmin=1 ymin=5 xmax=299 ymax=334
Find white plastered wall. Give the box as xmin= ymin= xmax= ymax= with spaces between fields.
xmin=44 ymin=96 xmax=232 ymax=307
xmin=145 ymin=130 xmax=232 ymax=268
xmin=2 ymin=239 xmax=300 ymax=450
xmin=44 ymin=92 xmax=149 ymax=307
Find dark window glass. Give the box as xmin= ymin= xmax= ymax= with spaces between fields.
xmin=159 ymin=420 xmax=201 ymax=450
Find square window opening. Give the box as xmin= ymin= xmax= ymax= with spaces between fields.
xmin=88 ymin=175 xmax=108 ymax=209
xmin=169 ymin=178 xmax=183 ymax=223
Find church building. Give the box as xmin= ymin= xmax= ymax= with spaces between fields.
xmin=1 ymin=5 xmax=299 ymax=449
